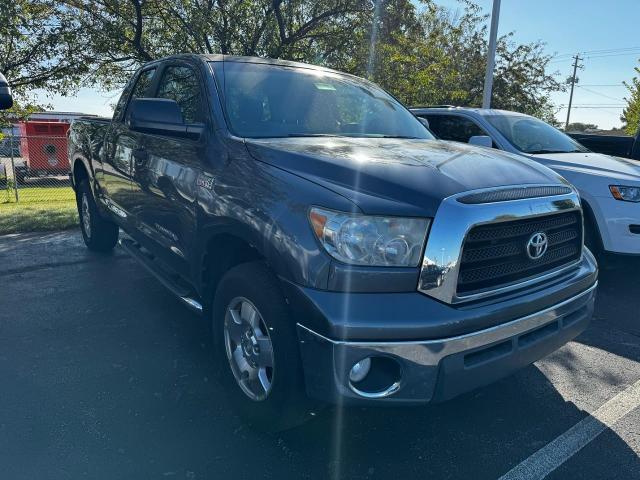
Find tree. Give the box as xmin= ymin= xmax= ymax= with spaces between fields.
xmin=0 ymin=0 xmax=92 ymax=123
xmin=566 ymin=122 xmax=599 ymax=132
xmin=343 ymin=1 xmax=563 ymax=122
xmin=621 ymin=63 xmax=640 ymax=136
xmin=54 ymin=0 xmax=370 ymax=89
xmin=0 ymin=1 xmax=92 ymax=96
xmin=3 ymin=0 xmax=564 ymax=124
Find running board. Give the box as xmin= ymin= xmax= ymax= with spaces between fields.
xmin=118 ymin=238 xmax=203 ymax=314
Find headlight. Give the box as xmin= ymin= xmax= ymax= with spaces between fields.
xmin=309 ymin=207 xmax=430 ymax=267
xmin=610 ymin=185 xmax=640 ymax=203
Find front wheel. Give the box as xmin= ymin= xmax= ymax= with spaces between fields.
xmin=212 ymin=261 xmax=312 ymax=431
xmin=77 ymin=179 xmax=119 ymax=252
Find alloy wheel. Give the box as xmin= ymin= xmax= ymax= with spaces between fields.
xmin=223 ymin=297 xmax=275 ymax=401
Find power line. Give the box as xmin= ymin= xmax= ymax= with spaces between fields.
xmin=576 ymin=85 xmax=624 ymax=102
xmin=584 ymin=51 xmax=640 ymax=59
xmin=549 ymin=48 xmax=640 ymax=64
xmin=551 ymin=46 xmax=640 ymax=59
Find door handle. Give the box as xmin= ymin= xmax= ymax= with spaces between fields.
xmin=132 ymin=148 xmax=148 ymax=167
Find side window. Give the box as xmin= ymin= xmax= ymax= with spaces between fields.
xmin=156 ymin=66 xmax=202 ymax=124
xmin=120 ymin=68 xmax=156 ymax=120
xmin=424 ymin=115 xmax=491 ymax=144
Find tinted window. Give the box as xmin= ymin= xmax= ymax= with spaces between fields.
xmin=156 ymin=66 xmax=202 ymax=123
xmin=213 ymin=62 xmax=433 ymax=139
xmin=485 ymin=115 xmax=588 ymax=154
xmin=121 ymin=68 xmax=156 ymax=119
xmin=423 ymin=115 xmax=488 ymax=143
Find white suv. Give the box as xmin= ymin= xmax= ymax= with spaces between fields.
xmin=412 ymin=107 xmax=640 ymax=256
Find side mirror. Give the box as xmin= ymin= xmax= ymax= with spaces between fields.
xmin=468 ymin=135 xmax=493 ymax=148
xmin=0 ymin=72 xmax=14 ymax=110
xmin=128 ymin=98 xmax=203 ymax=140
xmin=417 ymin=117 xmax=430 ymax=129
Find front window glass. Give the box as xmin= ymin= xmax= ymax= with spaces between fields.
xmin=213 ymin=62 xmax=433 ymax=139
xmin=157 ymin=66 xmax=202 ymax=123
xmin=485 ymin=114 xmax=588 ymax=154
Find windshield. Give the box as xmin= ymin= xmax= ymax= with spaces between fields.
xmin=212 ymin=61 xmax=434 ymax=140
xmin=485 ymin=114 xmax=589 ymax=154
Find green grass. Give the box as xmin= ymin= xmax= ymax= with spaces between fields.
xmin=0 ymin=186 xmax=78 ymax=234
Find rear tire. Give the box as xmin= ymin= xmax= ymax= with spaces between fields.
xmin=77 ymin=179 xmax=119 ymax=252
xmin=212 ymin=261 xmax=312 ymax=431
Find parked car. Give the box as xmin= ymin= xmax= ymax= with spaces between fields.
xmin=568 ymin=129 xmax=640 ymax=160
xmin=68 ymin=55 xmax=597 ymax=430
xmin=412 ymin=107 xmax=640 ymax=257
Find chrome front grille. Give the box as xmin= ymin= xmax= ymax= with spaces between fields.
xmin=457 ymin=211 xmax=583 ymax=294
xmin=418 ymin=185 xmax=583 ymax=304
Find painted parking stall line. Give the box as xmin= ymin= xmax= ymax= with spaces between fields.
xmin=498 ymin=378 xmax=640 ymax=480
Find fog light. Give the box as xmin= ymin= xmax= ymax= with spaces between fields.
xmin=349 ymin=357 xmax=371 ymax=383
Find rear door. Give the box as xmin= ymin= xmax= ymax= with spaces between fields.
xmin=129 ymin=61 xmax=207 ymax=276
xmin=101 ymin=66 xmax=157 ymax=222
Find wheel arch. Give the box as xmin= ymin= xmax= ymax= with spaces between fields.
xmin=71 ymin=155 xmax=93 ymax=193
xmin=197 ymin=223 xmax=268 ymax=306
xmin=580 ymin=196 xmax=606 ymax=253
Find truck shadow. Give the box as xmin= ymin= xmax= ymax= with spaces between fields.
xmin=273 ymin=361 xmax=640 ymax=479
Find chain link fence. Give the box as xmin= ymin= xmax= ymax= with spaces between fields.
xmin=0 ymin=133 xmax=78 ymax=235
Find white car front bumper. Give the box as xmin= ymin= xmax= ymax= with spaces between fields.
xmin=593 ymin=197 xmax=640 ymax=254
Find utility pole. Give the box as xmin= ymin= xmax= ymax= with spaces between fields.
xmin=565 ymin=54 xmax=583 ymax=129
xmin=482 ymin=0 xmax=501 ymax=109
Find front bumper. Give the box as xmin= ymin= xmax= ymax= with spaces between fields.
xmin=592 ymin=197 xmax=640 ymax=255
xmin=297 ymin=282 xmax=596 ymax=405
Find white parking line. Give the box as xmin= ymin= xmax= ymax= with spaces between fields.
xmin=498 ymin=378 xmax=640 ymax=480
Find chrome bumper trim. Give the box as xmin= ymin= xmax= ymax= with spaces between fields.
xmin=297 ymin=281 xmax=597 ymax=361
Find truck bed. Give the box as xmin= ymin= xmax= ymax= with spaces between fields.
xmin=68 ymin=117 xmax=112 ymax=170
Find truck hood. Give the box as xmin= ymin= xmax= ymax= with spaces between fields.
xmin=528 ymin=152 xmax=640 ymax=184
xmin=244 ymin=137 xmax=565 ymax=216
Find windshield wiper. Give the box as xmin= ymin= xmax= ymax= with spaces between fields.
xmin=376 ymin=135 xmax=421 ymax=139
xmin=285 ymin=133 xmax=340 ymax=138
xmin=526 ymin=148 xmax=582 ymax=154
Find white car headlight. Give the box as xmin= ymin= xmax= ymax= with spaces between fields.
xmin=610 ymin=185 xmax=640 ymax=203
xmin=309 ymin=207 xmax=430 ymax=267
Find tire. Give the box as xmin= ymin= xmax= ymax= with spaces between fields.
xmin=212 ymin=261 xmax=312 ymax=431
xmin=77 ymin=179 xmax=119 ymax=252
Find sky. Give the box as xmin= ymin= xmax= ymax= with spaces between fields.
xmin=36 ymin=0 xmax=640 ymax=129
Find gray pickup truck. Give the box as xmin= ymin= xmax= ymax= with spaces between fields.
xmin=68 ymin=55 xmax=597 ymax=430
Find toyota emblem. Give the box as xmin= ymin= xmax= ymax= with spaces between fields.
xmin=526 ymin=232 xmax=548 ymax=260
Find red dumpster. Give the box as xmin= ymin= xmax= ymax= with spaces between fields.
xmin=18 ymin=120 xmax=71 ymax=177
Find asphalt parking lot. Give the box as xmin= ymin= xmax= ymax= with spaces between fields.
xmin=1 ymin=230 xmax=639 ymax=480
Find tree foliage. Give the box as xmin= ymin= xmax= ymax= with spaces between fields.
xmin=565 ymin=122 xmax=599 ymax=133
xmin=621 ymin=64 xmax=640 ymax=136
xmin=2 ymin=0 xmax=563 ymax=121
xmin=345 ymin=1 xmax=563 ymax=122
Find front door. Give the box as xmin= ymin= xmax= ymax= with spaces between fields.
xmin=130 ymin=63 xmax=206 ymax=276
